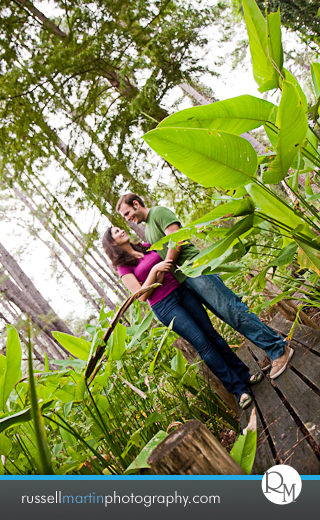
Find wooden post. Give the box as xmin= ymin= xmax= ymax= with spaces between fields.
xmin=147 ymin=420 xmax=245 ymax=475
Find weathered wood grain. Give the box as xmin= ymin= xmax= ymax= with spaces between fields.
xmin=274 ymin=367 xmax=320 ymax=446
xmin=147 ymin=420 xmax=245 ymax=475
xmin=269 ymin=315 xmax=320 ymax=353
xmin=238 ymin=343 xmax=320 ymax=474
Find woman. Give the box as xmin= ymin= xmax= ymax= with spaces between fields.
xmin=103 ymin=226 xmax=263 ymax=409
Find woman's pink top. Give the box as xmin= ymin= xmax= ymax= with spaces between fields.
xmin=117 ymin=243 xmax=179 ymax=306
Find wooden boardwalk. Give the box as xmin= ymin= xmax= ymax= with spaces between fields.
xmin=237 ymin=315 xmax=320 ymax=475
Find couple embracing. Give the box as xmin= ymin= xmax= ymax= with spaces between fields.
xmin=103 ymin=193 xmax=293 ymax=409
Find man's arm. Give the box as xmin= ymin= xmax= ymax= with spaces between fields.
xmin=164 ymin=222 xmax=183 ymax=263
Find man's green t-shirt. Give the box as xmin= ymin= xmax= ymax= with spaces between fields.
xmin=145 ymin=206 xmax=199 ymax=283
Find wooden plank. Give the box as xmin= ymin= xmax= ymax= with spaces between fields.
xmin=274 ymin=367 xmax=320 ymax=446
xmin=238 ymin=343 xmax=320 ymax=474
xmin=237 ymin=346 xmax=276 ymax=474
xmin=269 ymin=315 xmax=320 ymax=353
xmin=290 ymin=344 xmax=320 ymax=392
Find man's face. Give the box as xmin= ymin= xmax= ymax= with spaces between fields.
xmin=119 ymin=201 xmax=145 ymax=224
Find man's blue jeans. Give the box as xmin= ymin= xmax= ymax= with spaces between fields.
xmin=184 ymin=274 xmax=285 ymax=362
xmin=151 ymin=284 xmax=251 ymax=400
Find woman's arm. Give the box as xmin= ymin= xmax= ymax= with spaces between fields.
xmin=121 ymin=260 xmax=173 ymax=302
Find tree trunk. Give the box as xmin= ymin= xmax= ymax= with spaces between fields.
xmin=0 ymin=242 xmax=73 ymax=335
xmin=11 ymin=185 xmax=116 ymax=310
xmin=147 ymin=420 xmax=245 ymax=475
xmin=0 ymin=268 xmax=68 ymax=355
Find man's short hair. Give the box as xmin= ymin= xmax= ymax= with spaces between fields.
xmin=116 ymin=193 xmax=145 ymax=213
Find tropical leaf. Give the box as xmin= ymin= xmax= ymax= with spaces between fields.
xmin=149 ymin=320 xmax=174 ymax=373
xmin=27 ymin=334 xmax=54 ymax=474
xmin=126 ymin=311 xmax=153 ymax=349
xmin=0 ymin=354 xmax=6 ymax=379
xmin=52 ymin=332 xmax=91 ymax=361
xmin=157 ymin=95 xmax=275 ymax=135
xmin=0 ymin=434 xmax=12 ymax=456
xmin=110 ymin=323 xmax=127 ymax=361
xmin=171 ymin=349 xmax=187 ymax=377
xmin=311 ymin=62 xmax=320 ymax=99
xmin=266 ymin=9 xmax=283 ymax=76
xmin=242 ymin=0 xmax=278 ymax=91
xmin=230 ymin=408 xmax=257 ymax=474
xmin=263 ymin=81 xmax=308 ymax=184
xmin=0 ymin=401 xmax=53 ymax=434
xmin=181 ymin=215 xmax=254 ymax=277
xmin=143 ymin=128 xmax=258 ymax=189
xmin=123 ymin=430 xmax=168 ymax=474
xmin=283 ymin=69 xmax=307 ymax=111
xmin=150 ymin=198 xmax=255 ymax=251
xmin=0 ymin=325 xmax=22 ymax=411
xmin=245 ymin=183 xmax=304 ymax=229
xmin=296 ymin=240 xmax=320 ymax=275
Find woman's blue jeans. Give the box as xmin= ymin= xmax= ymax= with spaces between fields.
xmin=185 ymin=274 xmax=285 ymax=362
xmin=151 ymin=284 xmax=251 ymax=400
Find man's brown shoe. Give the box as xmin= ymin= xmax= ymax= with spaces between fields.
xmin=259 ymin=355 xmax=271 ymax=372
xmin=270 ymin=345 xmax=294 ymax=379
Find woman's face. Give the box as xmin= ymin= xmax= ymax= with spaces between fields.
xmin=111 ymin=227 xmax=130 ymax=246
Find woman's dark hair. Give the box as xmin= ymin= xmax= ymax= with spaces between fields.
xmin=102 ymin=227 xmax=150 ymax=268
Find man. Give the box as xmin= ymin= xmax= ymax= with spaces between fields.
xmin=116 ymin=193 xmax=293 ymax=380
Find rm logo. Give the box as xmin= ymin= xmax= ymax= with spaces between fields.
xmin=262 ymin=465 xmax=302 ymax=505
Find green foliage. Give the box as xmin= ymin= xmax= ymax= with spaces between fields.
xmin=0 ymin=325 xmax=22 ymax=412
xmin=263 ymin=81 xmax=308 ymax=183
xmin=0 ymin=0 xmax=226 ymax=221
xmin=27 ymin=331 xmax=54 ymax=475
xmin=144 ymin=128 xmax=258 ymax=188
xmin=124 ymin=430 xmax=168 ymax=474
xmin=143 ymin=0 xmax=320 ymax=332
xmin=242 ymin=0 xmax=281 ymax=91
xmin=230 ymin=428 xmax=257 ymax=474
xmin=0 ymin=305 xmax=239 ymax=475
xmin=51 ymin=332 xmax=91 ymax=361
xmin=158 ymin=95 xmax=275 ymax=134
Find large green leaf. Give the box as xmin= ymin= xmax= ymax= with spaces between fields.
xmin=181 ymin=215 xmax=254 ymax=277
xmin=110 ymin=322 xmax=126 ymax=361
xmin=296 ymin=240 xmax=320 ymax=275
xmin=27 ymin=335 xmax=54 ymax=474
xmin=245 ymin=183 xmax=304 ymax=229
xmin=0 ymin=354 xmax=6 ymax=379
xmin=0 ymin=325 xmax=22 ymax=411
xmin=52 ymin=332 xmax=91 ymax=361
xmin=150 ymin=198 xmax=255 ymax=252
xmin=264 ymin=81 xmax=308 ymax=184
xmin=265 ymin=9 xmax=283 ymax=81
xmin=157 ymin=96 xmax=275 ymax=135
xmin=123 ymin=430 xmax=168 ymax=474
xmin=143 ymin=128 xmax=258 ymax=189
xmin=242 ymin=0 xmax=278 ymax=91
xmin=283 ymin=69 xmax=307 ymax=111
xmin=0 ymin=408 xmax=32 ymax=433
xmin=230 ymin=429 xmax=257 ymax=475
xmin=127 ymin=311 xmax=153 ymax=349
xmin=0 ymin=433 xmax=12 ymax=456
xmin=311 ymin=62 xmax=320 ymax=99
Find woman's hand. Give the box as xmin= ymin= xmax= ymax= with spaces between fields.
xmin=152 ymin=259 xmax=173 ymax=273
xmin=156 ymin=271 xmax=165 ymax=284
